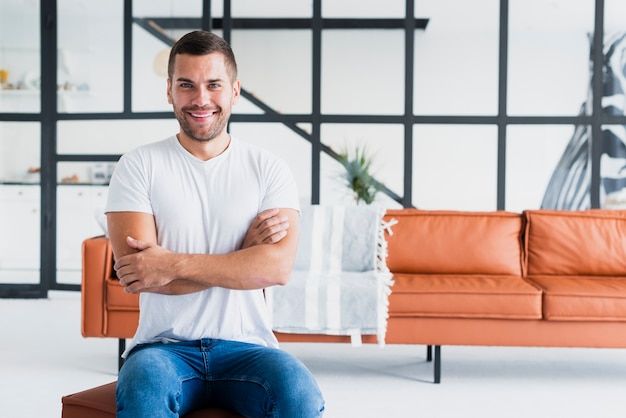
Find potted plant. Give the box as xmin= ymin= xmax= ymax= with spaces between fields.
xmin=337 ymin=144 xmax=382 ymax=205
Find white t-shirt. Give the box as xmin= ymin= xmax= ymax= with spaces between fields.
xmin=105 ymin=135 xmax=300 ymax=357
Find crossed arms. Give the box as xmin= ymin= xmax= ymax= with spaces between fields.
xmin=107 ymin=208 xmax=299 ymax=295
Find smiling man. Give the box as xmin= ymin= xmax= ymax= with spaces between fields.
xmin=105 ymin=31 xmax=324 ymax=418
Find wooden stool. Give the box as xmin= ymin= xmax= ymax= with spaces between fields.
xmin=61 ymin=381 xmax=243 ymax=418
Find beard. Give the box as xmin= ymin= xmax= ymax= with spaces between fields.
xmin=174 ymin=104 xmax=230 ymax=143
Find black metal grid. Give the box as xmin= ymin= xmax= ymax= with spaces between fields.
xmin=0 ymin=0 xmax=621 ymax=297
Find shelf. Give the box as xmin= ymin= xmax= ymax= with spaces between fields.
xmin=57 ymin=182 xmax=109 ymax=186
xmin=0 ymin=182 xmax=109 ymax=186
xmin=0 ymin=89 xmax=39 ymax=96
xmin=0 ymin=182 xmax=41 ymax=186
xmin=0 ymin=90 xmax=91 ymax=96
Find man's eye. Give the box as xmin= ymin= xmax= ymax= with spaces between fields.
xmin=180 ymin=83 xmax=192 ymax=88
xmin=209 ymin=83 xmax=220 ymax=89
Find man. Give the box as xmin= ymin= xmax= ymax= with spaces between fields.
xmin=106 ymin=30 xmax=324 ymax=417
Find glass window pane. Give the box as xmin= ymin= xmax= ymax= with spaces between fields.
xmin=320 ymin=124 xmax=404 ymax=207
xmin=413 ymin=0 xmax=499 ymax=116
xmin=233 ymin=30 xmax=311 ymax=115
xmin=58 ymin=0 xmax=124 ymax=113
xmin=232 ymin=0 xmax=311 ymax=17
xmin=132 ymin=24 xmax=180 ymax=113
xmin=601 ymin=125 xmax=626 ymax=209
xmin=323 ymin=0 xmax=405 ymax=18
xmin=0 ymin=121 xmax=41 ymax=284
xmin=57 ymin=162 xmax=114 ymax=185
xmin=0 ymin=0 xmax=40 ymax=113
xmin=506 ymin=125 xmax=572 ymax=212
xmin=322 ymin=30 xmax=404 ymax=115
xmin=58 ymin=119 xmax=179 ymax=155
xmin=229 ymin=122 xmax=312 ymax=206
xmin=133 ymin=0 xmax=202 ymax=17
xmin=0 ymin=184 xmax=40 ymax=284
xmin=537 ymin=124 xmax=593 ymax=211
xmin=0 ymin=122 xmax=40 ymax=183
xmin=56 ymin=184 xmax=109 ymax=285
xmin=605 ymin=0 xmax=626 ymax=33
xmin=413 ymin=124 xmax=498 ymax=210
xmin=508 ymin=0 xmax=593 ymax=116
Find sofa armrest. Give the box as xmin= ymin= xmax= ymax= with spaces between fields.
xmin=81 ymin=236 xmax=114 ymax=338
xmin=81 ymin=235 xmax=140 ymax=339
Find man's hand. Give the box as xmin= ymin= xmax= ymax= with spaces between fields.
xmin=242 ymin=208 xmax=290 ymax=248
xmin=115 ymin=236 xmax=174 ymax=293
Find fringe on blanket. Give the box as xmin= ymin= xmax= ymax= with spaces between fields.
xmin=377 ymin=212 xmax=397 ymax=346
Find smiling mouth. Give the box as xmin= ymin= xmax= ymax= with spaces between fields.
xmin=184 ymin=106 xmax=218 ymax=119
xmin=189 ymin=111 xmax=213 ymax=119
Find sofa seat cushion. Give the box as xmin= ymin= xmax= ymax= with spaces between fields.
xmin=526 ymin=275 xmax=626 ymax=321
xmin=389 ymin=274 xmax=542 ymax=319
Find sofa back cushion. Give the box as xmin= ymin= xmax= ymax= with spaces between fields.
xmin=525 ymin=209 xmax=626 ymax=276
xmin=383 ymin=209 xmax=524 ymax=275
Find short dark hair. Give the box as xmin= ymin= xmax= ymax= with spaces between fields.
xmin=168 ymin=31 xmax=238 ymax=82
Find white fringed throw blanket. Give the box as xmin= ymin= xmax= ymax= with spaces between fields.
xmin=266 ymin=205 xmax=394 ymax=346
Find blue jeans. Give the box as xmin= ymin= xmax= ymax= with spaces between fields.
xmin=116 ymin=339 xmax=325 ymax=418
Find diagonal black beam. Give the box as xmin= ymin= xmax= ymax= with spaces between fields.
xmin=133 ymin=17 xmax=175 ymax=45
xmin=236 ymin=83 xmax=403 ymax=204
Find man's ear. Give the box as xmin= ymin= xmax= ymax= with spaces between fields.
xmin=166 ymin=78 xmax=173 ymax=104
xmin=232 ymin=79 xmax=241 ymax=105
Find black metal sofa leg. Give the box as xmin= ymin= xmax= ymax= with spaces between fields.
xmin=118 ymin=338 xmax=126 ymax=371
xmin=425 ymin=345 xmax=442 ymax=383
xmin=433 ymin=345 xmax=441 ymax=383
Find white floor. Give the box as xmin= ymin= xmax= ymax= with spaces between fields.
xmin=3 ymin=291 xmax=626 ymax=418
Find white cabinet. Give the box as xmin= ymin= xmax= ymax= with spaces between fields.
xmin=0 ymin=184 xmax=109 ymax=285
xmin=0 ymin=184 xmax=40 ymax=283
xmin=56 ymin=185 xmax=108 ymax=284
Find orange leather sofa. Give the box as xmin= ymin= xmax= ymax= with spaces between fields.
xmin=64 ymin=208 xmax=626 ymax=415
xmin=280 ymin=209 xmax=626 ymax=379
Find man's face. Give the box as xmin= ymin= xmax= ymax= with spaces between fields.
xmin=167 ymin=52 xmax=240 ymax=143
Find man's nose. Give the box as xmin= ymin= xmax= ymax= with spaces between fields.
xmin=191 ymin=87 xmax=210 ymax=106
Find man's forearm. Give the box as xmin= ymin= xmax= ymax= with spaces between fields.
xmin=124 ymin=242 xmax=293 ymax=295
xmin=171 ymin=244 xmax=295 ymax=291
xmin=147 ymin=278 xmax=213 ymax=295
